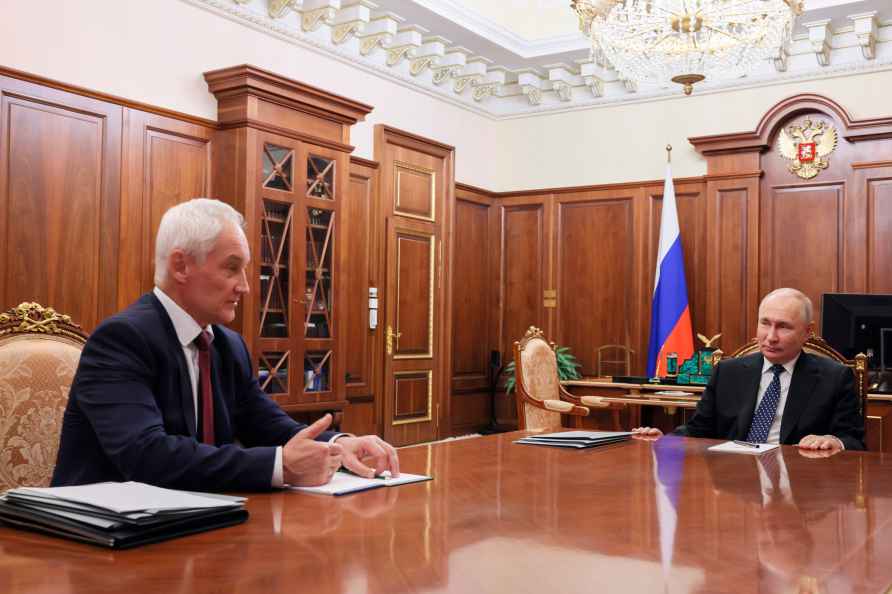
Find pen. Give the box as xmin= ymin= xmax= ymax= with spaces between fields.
xmin=733 ymin=440 xmax=761 ymax=449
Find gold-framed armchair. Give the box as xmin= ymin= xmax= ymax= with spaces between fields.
xmin=514 ymin=326 xmax=602 ymax=431
xmin=729 ymin=335 xmax=869 ymax=423
xmin=0 ymin=302 xmax=87 ymax=490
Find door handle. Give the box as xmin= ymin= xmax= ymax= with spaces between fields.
xmin=386 ymin=325 xmax=402 ymax=356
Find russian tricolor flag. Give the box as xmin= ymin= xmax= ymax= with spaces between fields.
xmin=646 ymin=163 xmax=694 ymax=377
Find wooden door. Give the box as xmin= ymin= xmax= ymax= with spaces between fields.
xmin=383 ymin=219 xmax=440 ymax=445
xmin=375 ymin=125 xmax=454 ymax=445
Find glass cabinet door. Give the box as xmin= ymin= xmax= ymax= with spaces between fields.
xmin=299 ymin=149 xmax=340 ymax=402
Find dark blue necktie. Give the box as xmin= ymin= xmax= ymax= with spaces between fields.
xmin=746 ymin=364 xmax=785 ymax=443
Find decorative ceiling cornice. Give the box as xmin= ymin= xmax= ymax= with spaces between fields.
xmin=182 ymin=0 xmax=892 ymax=120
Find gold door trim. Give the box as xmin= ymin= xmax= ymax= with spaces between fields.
xmin=394 ymin=160 xmax=436 ymax=222
xmin=391 ymin=369 xmax=433 ymax=426
xmin=394 ymin=231 xmax=435 ymax=360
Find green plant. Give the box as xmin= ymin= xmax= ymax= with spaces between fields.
xmin=504 ymin=346 xmax=582 ymax=394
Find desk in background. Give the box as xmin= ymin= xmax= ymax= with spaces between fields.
xmin=563 ymin=378 xmax=704 ymax=434
xmin=2 ymin=432 xmax=892 ymax=594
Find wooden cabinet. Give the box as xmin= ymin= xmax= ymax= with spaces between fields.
xmin=205 ymin=66 xmax=372 ymax=417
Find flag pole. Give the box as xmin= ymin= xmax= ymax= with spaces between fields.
xmin=666 ymin=144 xmax=672 ymax=163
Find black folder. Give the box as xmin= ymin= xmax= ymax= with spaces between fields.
xmin=0 ymin=497 xmax=248 ymax=549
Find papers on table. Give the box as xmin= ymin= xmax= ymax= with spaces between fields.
xmin=707 ymin=441 xmax=780 ymax=455
xmin=13 ymin=481 xmax=246 ymax=514
xmin=515 ymin=430 xmax=633 ymax=449
xmin=290 ymin=471 xmax=432 ymax=496
xmin=0 ymin=482 xmax=248 ymax=548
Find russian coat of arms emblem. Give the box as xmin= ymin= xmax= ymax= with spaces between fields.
xmin=777 ymin=119 xmax=838 ymax=180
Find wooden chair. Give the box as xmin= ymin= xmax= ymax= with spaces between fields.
xmin=596 ymin=344 xmax=635 ymax=378
xmin=728 ymin=335 xmax=869 ymax=427
xmin=514 ymin=326 xmax=607 ymax=430
xmin=0 ymin=302 xmax=87 ymax=490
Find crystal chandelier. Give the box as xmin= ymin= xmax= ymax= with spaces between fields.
xmin=572 ymin=0 xmax=804 ymax=95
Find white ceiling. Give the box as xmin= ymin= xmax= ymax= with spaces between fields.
xmin=372 ymin=0 xmax=890 ymax=71
xmin=187 ymin=0 xmax=892 ymax=117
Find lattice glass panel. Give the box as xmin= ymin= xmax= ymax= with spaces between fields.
xmin=260 ymin=200 xmax=292 ymax=338
xmin=306 ymin=155 xmax=335 ymax=200
xmin=304 ymin=350 xmax=332 ymax=393
xmin=263 ymin=144 xmax=293 ymax=191
xmin=259 ymin=351 xmax=289 ymax=395
xmin=304 ymin=208 xmax=334 ymax=338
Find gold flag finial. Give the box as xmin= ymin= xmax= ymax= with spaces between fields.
xmin=666 ymin=144 xmax=672 ymax=163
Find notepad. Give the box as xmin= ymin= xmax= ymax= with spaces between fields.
xmin=289 ymin=471 xmax=432 ymax=496
xmin=707 ymin=441 xmax=780 ymax=455
xmin=515 ymin=430 xmax=632 ymax=449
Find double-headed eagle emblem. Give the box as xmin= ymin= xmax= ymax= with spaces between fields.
xmin=777 ymin=119 xmax=838 ymax=180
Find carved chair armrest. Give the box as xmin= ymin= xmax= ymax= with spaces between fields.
xmin=580 ymin=395 xmax=608 ymax=408
xmin=542 ymin=399 xmax=589 ymax=416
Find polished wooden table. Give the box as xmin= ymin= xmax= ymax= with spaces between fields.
xmin=3 ymin=432 xmax=892 ymax=594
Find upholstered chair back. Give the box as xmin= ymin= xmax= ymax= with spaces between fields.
xmin=515 ymin=327 xmax=562 ymax=431
xmin=0 ymin=303 xmax=87 ymax=490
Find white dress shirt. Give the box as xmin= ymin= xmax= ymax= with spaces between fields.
xmin=753 ymin=354 xmax=800 ymax=445
xmin=153 ymin=287 xmax=285 ymax=486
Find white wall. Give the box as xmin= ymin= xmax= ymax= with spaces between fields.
xmin=1 ymin=0 xmax=499 ymax=189
xmin=493 ymin=70 xmax=892 ymax=192
xmin=3 ymin=0 xmax=892 ymax=192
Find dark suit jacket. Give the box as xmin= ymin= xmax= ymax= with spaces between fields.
xmin=52 ymin=293 xmax=337 ymax=491
xmin=674 ymin=352 xmax=865 ymax=451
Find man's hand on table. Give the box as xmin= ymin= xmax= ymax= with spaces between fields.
xmin=283 ymin=414 xmax=343 ymax=486
xmin=631 ymin=427 xmax=664 ymax=440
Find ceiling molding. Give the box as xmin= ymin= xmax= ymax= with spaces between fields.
xmin=404 ymin=0 xmax=589 ymax=58
xmin=182 ymin=0 xmax=892 ymax=120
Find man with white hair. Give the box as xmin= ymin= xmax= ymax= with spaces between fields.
xmin=53 ymin=198 xmax=399 ymax=491
xmin=633 ymin=288 xmax=865 ymax=451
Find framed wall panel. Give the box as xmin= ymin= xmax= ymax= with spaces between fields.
xmin=0 ymin=75 xmax=121 ymax=331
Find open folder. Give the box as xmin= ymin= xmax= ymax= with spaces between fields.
xmin=0 ymin=482 xmax=248 ymax=549
xmin=514 ymin=430 xmax=633 ymax=449
xmin=290 ymin=471 xmax=432 ymax=496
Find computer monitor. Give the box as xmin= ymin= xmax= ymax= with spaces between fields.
xmin=821 ymin=293 xmax=892 ymax=370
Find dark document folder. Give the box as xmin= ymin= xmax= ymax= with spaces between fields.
xmin=515 ymin=430 xmax=632 ymax=449
xmin=0 ymin=482 xmax=249 ymax=549
xmin=0 ymin=500 xmax=247 ymax=548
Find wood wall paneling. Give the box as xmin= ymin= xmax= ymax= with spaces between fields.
xmin=451 ymin=198 xmax=491 ymax=388
xmin=862 ymin=167 xmax=892 ymax=293
xmin=760 ymin=183 xmax=844 ymax=326
xmin=119 ymin=110 xmax=213 ymax=309
xmin=556 ymin=196 xmax=636 ymax=376
xmin=450 ymin=186 xmax=498 ymax=434
xmin=0 ymin=75 xmax=121 ymax=330
xmin=499 ymin=199 xmax=549 ymax=358
xmin=705 ymin=181 xmax=758 ymax=350
xmin=341 ymin=157 xmax=379 ymax=436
